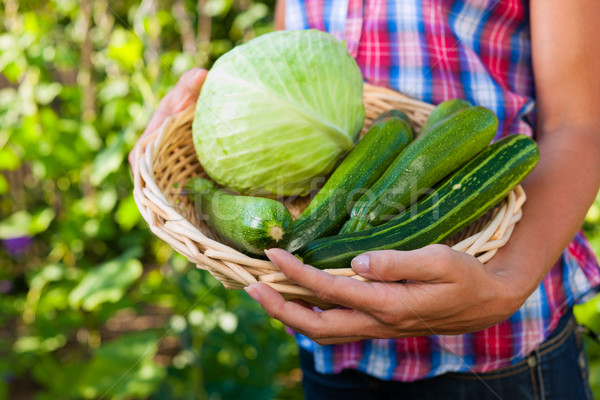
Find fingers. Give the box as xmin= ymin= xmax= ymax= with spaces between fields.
xmin=143 ymin=67 xmax=208 ymax=136
xmin=264 ymin=248 xmax=388 ymax=312
xmin=312 ymin=336 xmax=369 ymax=345
xmin=245 ymin=282 xmax=382 ymax=340
xmin=129 ymin=68 xmax=208 ymax=170
xmin=350 ymin=244 xmax=466 ymax=283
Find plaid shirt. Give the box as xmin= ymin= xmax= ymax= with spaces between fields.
xmin=286 ymin=0 xmax=600 ymax=381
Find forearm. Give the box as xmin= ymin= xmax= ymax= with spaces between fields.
xmin=488 ymin=124 xmax=600 ymax=304
xmin=488 ymin=0 xmax=600 ymax=308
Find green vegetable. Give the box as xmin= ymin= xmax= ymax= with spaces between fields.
xmin=193 ymin=30 xmax=365 ymax=197
xmin=186 ymin=178 xmax=293 ymax=255
xmin=341 ymin=106 xmax=498 ymax=233
xmin=418 ymin=98 xmax=471 ymax=137
xmin=300 ymin=134 xmax=539 ymax=269
xmin=286 ymin=110 xmax=414 ymax=253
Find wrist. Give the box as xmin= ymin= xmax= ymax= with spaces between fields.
xmin=486 ymin=253 xmax=544 ymax=316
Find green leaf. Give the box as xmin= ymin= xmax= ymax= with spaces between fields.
xmin=31 ymin=207 xmax=56 ymax=234
xmin=587 ymin=202 xmax=600 ymax=224
xmin=2 ymin=60 xmax=27 ymax=83
xmin=34 ymin=82 xmax=62 ymax=105
xmin=575 ymin=293 xmax=600 ymax=333
xmin=210 ymin=39 xmax=234 ymax=58
xmin=90 ymin=135 xmax=125 ymax=186
xmin=107 ymin=29 xmax=143 ymax=71
xmin=29 ymin=263 xmax=67 ymax=290
xmin=205 ymin=0 xmax=233 ymax=17
xmin=231 ymin=4 xmax=270 ymax=38
xmin=171 ymin=53 xmax=196 ymax=75
xmin=68 ymin=254 xmax=143 ymax=311
xmin=0 ymin=146 xmax=21 ymax=170
xmin=218 ymin=311 xmax=238 ymax=333
xmin=0 ymin=173 xmax=7 ymax=195
xmin=54 ymin=0 xmax=78 ymax=15
xmin=0 ymin=208 xmax=55 ymax=238
xmin=0 ymin=34 xmax=27 ymax=81
xmin=31 ymin=356 xmax=85 ymax=399
xmin=97 ymin=187 xmax=118 ymax=213
xmin=116 ymin=194 xmax=141 ymax=230
xmin=23 ymin=12 xmax=41 ymax=35
xmin=13 ymin=334 xmax=67 ymax=354
xmin=98 ymin=77 xmax=130 ymax=103
xmin=74 ymin=332 xmax=165 ymax=400
xmin=80 ymin=123 xmax=102 ymax=151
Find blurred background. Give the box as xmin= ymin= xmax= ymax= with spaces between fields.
xmin=1 ymin=1 xmax=599 ymax=399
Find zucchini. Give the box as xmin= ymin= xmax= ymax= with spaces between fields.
xmin=186 ymin=178 xmax=293 ymax=255
xmin=300 ymin=134 xmax=539 ymax=269
xmin=418 ymin=98 xmax=471 ymax=137
xmin=341 ymin=106 xmax=498 ymax=233
xmin=286 ymin=110 xmax=414 ymax=252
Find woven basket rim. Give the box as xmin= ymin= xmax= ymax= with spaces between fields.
xmin=132 ymin=83 xmax=526 ymax=309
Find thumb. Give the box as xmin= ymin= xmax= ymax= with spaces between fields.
xmin=350 ymin=244 xmax=459 ymax=282
xmin=129 ymin=68 xmax=208 ymax=171
xmin=143 ymin=67 xmax=208 ymax=136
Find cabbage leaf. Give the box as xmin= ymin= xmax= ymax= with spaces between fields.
xmin=193 ymin=30 xmax=365 ymax=196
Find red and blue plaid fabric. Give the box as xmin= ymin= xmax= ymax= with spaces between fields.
xmin=286 ymin=0 xmax=600 ymax=381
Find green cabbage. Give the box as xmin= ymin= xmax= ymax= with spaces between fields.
xmin=192 ymin=30 xmax=365 ymax=196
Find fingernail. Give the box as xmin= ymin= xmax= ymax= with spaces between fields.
xmin=264 ymin=249 xmax=278 ymax=265
xmin=244 ymin=284 xmax=261 ymax=304
xmin=192 ymin=68 xmax=205 ymax=79
xmin=351 ymin=254 xmax=370 ymax=274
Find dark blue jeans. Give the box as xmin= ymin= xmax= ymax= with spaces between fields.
xmin=299 ymin=311 xmax=593 ymax=400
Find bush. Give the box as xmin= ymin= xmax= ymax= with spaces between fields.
xmin=0 ymin=1 xmax=302 ymax=399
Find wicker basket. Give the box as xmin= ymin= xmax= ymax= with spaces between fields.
xmin=133 ymin=83 xmax=525 ymax=310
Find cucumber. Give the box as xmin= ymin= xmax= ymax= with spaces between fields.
xmin=418 ymin=98 xmax=471 ymax=137
xmin=300 ymin=134 xmax=539 ymax=269
xmin=286 ymin=110 xmax=414 ymax=252
xmin=341 ymin=106 xmax=498 ymax=233
xmin=186 ymin=178 xmax=293 ymax=255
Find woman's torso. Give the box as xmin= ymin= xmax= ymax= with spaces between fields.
xmin=286 ymin=0 xmax=600 ymax=381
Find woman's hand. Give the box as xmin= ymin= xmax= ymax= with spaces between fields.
xmin=244 ymin=246 xmax=522 ymax=345
xmin=129 ymin=67 xmax=208 ymax=173
xmin=244 ymin=0 xmax=600 ymax=345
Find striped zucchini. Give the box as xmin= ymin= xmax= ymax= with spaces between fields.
xmin=287 ymin=110 xmax=414 ymax=252
xmin=300 ymin=134 xmax=539 ymax=269
xmin=418 ymin=98 xmax=471 ymax=137
xmin=186 ymin=177 xmax=293 ymax=255
xmin=341 ymin=106 xmax=498 ymax=233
